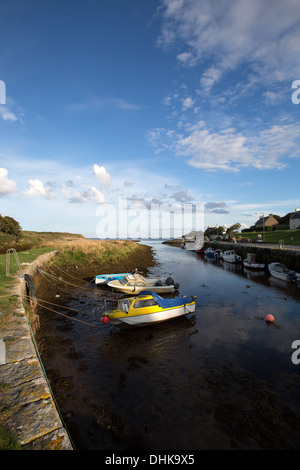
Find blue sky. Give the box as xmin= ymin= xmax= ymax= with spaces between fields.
xmin=1 ymin=0 xmax=300 ymax=238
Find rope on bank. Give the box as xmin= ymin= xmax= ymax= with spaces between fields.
xmin=35 ymin=267 xmax=98 ymax=297
xmin=23 ymin=293 xmax=103 ymax=329
xmin=50 ymin=261 xmax=95 ymax=284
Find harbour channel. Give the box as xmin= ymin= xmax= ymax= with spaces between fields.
xmin=34 ymin=240 xmax=300 ymax=450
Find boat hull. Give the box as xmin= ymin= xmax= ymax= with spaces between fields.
xmin=102 ymin=291 xmax=197 ymax=326
xmin=223 ymin=250 xmax=241 ymax=263
xmin=268 ymin=262 xmax=299 ymax=282
xmin=108 ymin=303 xmax=196 ymax=326
xmin=107 ymin=273 xmax=178 ymax=294
xmin=243 ymin=260 xmax=265 ymax=270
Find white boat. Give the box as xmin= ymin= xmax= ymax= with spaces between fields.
xmin=214 ymin=249 xmax=223 ymax=260
xmin=101 ymin=291 xmax=197 ymax=326
xmin=222 ymin=250 xmax=242 ymax=263
xmin=107 ymin=273 xmax=179 ymax=294
xmin=268 ymin=262 xmax=300 ymax=282
xmin=243 ymin=253 xmax=265 ymax=270
xmin=204 ymin=248 xmax=215 ymax=257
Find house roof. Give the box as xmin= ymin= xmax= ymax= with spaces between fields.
xmin=255 ymin=214 xmax=278 ymax=226
xmin=290 ymin=211 xmax=300 ymax=220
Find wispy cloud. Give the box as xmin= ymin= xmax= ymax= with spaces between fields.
xmin=69 ymin=96 xmax=143 ymax=111
xmin=158 ymin=0 xmax=300 ymax=92
xmin=148 ymin=119 xmax=300 ymax=172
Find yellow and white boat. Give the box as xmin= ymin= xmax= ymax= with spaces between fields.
xmin=100 ymin=291 xmax=197 ymax=326
xmin=107 ymin=273 xmax=179 ymax=294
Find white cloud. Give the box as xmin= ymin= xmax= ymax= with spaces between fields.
xmin=23 ymin=179 xmax=55 ymax=199
xmin=0 ymin=168 xmax=17 ymax=196
xmin=93 ymin=164 xmax=110 ymax=186
xmin=148 ymin=120 xmax=300 ymax=172
xmin=158 ymin=0 xmax=300 ymax=89
xmin=181 ymin=96 xmax=195 ymax=110
xmin=0 ymin=105 xmax=18 ymax=122
xmin=90 ymin=186 xmax=105 ymax=204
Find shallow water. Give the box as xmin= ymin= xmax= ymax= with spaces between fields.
xmin=36 ymin=241 xmax=300 ymax=450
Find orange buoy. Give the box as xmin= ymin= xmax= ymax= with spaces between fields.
xmin=100 ymin=316 xmax=109 ymax=324
xmin=265 ymin=314 xmax=274 ymax=323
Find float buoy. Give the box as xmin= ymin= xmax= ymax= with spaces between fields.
xmin=100 ymin=316 xmax=109 ymax=324
xmin=265 ymin=314 xmax=274 ymax=323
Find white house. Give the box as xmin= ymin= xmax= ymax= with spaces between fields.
xmin=289 ymin=209 xmax=300 ymax=230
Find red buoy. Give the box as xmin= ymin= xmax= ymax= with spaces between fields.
xmin=265 ymin=314 xmax=274 ymax=323
xmin=100 ymin=316 xmax=109 ymax=324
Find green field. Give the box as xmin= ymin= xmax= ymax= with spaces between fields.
xmin=236 ymin=229 xmax=300 ymax=245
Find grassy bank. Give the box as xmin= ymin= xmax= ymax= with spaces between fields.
xmin=236 ymin=229 xmax=300 ymax=245
xmin=0 ymin=230 xmax=85 ymax=254
xmin=0 ymin=233 xmax=154 ymax=316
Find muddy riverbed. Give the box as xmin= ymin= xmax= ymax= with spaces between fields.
xmin=33 ymin=241 xmax=300 ymax=450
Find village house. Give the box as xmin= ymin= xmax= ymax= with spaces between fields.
xmin=255 ymin=214 xmax=278 ymax=229
xmin=289 ymin=209 xmax=300 ymax=230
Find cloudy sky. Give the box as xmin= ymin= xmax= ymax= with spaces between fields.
xmin=1 ymin=0 xmax=300 ymax=238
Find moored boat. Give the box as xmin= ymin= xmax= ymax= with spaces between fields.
xmin=268 ymin=262 xmax=300 ymax=282
xmin=107 ymin=273 xmax=179 ymax=294
xmin=243 ymin=253 xmax=265 ymax=270
xmin=101 ymin=291 xmax=197 ymax=326
xmin=204 ymin=247 xmax=215 ymax=257
xmin=223 ymin=250 xmax=242 ymax=263
xmin=95 ymin=272 xmax=133 ymax=285
xmin=214 ymin=249 xmax=223 ymax=260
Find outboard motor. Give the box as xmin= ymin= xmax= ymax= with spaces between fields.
xmin=289 ymin=270 xmax=298 ymax=283
xmin=165 ymin=276 xmax=174 ymax=286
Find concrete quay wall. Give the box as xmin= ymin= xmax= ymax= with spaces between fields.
xmin=205 ymin=242 xmax=300 ymax=271
xmin=0 ymin=250 xmax=73 ymax=450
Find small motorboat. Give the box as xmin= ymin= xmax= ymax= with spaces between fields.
xmin=223 ymin=250 xmax=242 ymax=263
xmin=214 ymin=249 xmax=223 ymax=260
xmin=100 ymin=291 xmax=197 ymax=326
xmin=243 ymin=253 xmax=265 ymax=270
xmin=95 ymin=272 xmax=133 ymax=285
xmin=204 ymin=248 xmax=215 ymax=257
xmin=268 ymin=262 xmax=300 ymax=283
xmin=107 ymin=273 xmax=179 ymax=294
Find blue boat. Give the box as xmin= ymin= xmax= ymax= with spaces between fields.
xmin=95 ymin=268 xmax=138 ymax=285
xmin=204 ymin=248 xmax=215 ymax=257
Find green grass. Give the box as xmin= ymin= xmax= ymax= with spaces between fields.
xmin=0 ymin=247 xmax=55 ymax=316
xmin=0 ymin=426 xmax=22 ymax=450
xmin=237 ymin=229 xmax=300 ymax=245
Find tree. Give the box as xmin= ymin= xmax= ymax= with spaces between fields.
xmin=226 ymin=223 xmax=241 ymax=234
xmin=0 ymin=215 xmax=22 ymax=237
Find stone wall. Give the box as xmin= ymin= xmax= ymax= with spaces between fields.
xmin=205 ymin=242 xmax=300 ymax=272
xmin=1 ymin=250 xmax=73 ymax=450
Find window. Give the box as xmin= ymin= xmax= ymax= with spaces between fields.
xmin=133 ymin=298 xmax=158 ymax=309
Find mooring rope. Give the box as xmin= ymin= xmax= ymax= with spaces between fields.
xmin=35 ymin=267 xmax=99 ymax=298
xmin=50 ymin=261 xmax=95 ymax=285
xmin=23 ymin=293 xmax=103 ymax=328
